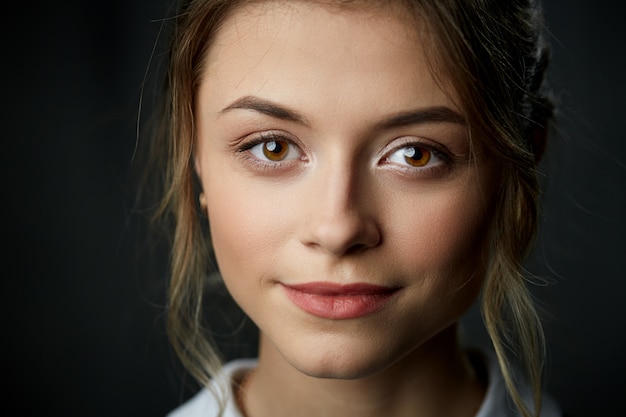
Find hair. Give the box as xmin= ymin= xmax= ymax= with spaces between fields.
xmin=143 ymin=0 xmax=553 ymax=416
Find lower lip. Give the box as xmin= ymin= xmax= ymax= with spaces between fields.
xmin=282 ymin=283 xmax=398 ymax=320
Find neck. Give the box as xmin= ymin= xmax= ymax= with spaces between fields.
xmin=244 ymin=325 xmax=486 ymax=417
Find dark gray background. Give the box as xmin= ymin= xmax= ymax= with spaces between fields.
xmin=3 ymin=1 xmax=624 ymax=416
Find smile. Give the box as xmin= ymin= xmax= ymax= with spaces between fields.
xmin=281 ymin=282 xmax=399 ymax=320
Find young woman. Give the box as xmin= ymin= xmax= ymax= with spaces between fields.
xmin=146 ymin=0 xmax=561 ymax=416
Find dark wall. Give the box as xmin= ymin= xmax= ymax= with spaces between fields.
xmin=526 ymin=1 xmax=626 ymax=412
xmin=4 ymin=1 xmax=624 ymax=416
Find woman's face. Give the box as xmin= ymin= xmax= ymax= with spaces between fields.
xmin=195 ymin=2 xmax=495 ymax=378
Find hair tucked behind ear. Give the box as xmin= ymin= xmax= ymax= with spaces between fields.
xmin=143 ymin=0 xmax=249 ymax=410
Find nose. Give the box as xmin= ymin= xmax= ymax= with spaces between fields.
xmin=298 ymin=165 xmax=381 ymax=256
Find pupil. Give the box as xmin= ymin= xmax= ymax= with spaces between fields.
xmin=404 ymin=147 xmax=420 ymax=160
xmin=263 ymin=140 xmax=288 ymax=161
xmin=267 ymin=141 xmax=280 ymax=153
xmin=402 ymin=146 xmax=430 ymax=167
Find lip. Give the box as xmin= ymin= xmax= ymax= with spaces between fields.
xmin=281 ymin=282 xmax=399 ymax=320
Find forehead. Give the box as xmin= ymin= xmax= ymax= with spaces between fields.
xmin=198 ymin=1 xmax=460 ymax=121
xmin=205 ymin=1 xmax=421 ymax=67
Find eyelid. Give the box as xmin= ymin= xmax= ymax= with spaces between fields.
xmin=238 ymin=129 xmax=293 ymax=145
xmin=380 ymin=137 xmax=450 ymax=161
xmin=378 ymin=136 xmax=454 ymax=175
xmin=236 ymin=130 xmax=307 ymax=168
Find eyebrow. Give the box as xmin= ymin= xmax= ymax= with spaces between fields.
xmin=219 ymin=95 xmax=466 ymax=129
xmin=220 ymin=96 xmax=308 ymax=124
xmin=373 ymin=107 xmax=466 ymax=130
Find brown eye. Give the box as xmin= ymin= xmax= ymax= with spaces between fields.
xmin=246 ymin=134 xmax=303 ymax=164
xmin=402 ymin=146 xmax=431 ymax=167
xmin=262 ymin=140 xmax=289 ymax=161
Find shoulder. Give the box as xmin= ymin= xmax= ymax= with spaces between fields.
xmin=166 ymin=389 xmax=219 ymax=417
xmin=166 ymin=359 xmax=258 ymax=417
xmin=472 ymin=350 xmax=561 ymax=417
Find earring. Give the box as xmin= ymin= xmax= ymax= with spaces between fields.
xmin=199 ymin=192 xmax=207 ymax=212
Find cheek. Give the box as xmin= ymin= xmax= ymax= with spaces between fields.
xmin=205 ymin=178 xmax=295 ymax=292
xmin=391 ymin=187 xmax=492 ymax=286
xmin=390 ymin=190 xmax=491 ymax=334
xmin=207 ymin=189 xmax=263 ymax=265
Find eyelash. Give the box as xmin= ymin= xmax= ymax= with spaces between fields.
xmin=236 ymin=133 xmax=453 ymax=176
xmin=236 ymin=132 xmax=305 ymax=171
xmin=380 ymin=140 xmax=453 ymax=176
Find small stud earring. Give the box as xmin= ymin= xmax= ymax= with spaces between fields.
xmin=199 ymin=193 xmax=207 ymax=212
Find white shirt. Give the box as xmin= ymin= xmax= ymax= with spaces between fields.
xmin=167 ymin=353 xmax=561 ymax=417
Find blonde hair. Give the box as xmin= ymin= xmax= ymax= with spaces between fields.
xmin=145 ymin=0 xmax=553 ymax=416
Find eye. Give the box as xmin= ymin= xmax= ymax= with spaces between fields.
xmin=246 ymin=136 xmax=303 ymax=163
xmin=262 ymin=140 xmax=289 ymax=161
xmin=386 ymin=145 xmax=440 ymax=168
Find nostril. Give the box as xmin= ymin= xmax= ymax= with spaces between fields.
xmin=299 ymin=214 xmax=381 ymax=257
xmin=344 ymin=242 xmax=374 ymax=255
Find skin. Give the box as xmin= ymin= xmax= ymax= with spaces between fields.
xmin=194 ymin=2 xmax=494 ymax=416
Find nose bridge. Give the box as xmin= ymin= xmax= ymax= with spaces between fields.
xmin=320 ymin=156 xmax=359 ymax=215
xmin=300 ymin=151 xmax=380 ymax=256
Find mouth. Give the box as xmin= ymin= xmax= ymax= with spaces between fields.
xmin=281 ymin=282 xmax=399 ymax=320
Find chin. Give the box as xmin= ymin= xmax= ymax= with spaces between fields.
xmin=292 ymin=357 xmax=388 ymax=380
xmin=276 ymin=332 xmax=414 ymax=380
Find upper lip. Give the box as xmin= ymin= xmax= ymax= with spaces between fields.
xmin=283 ymin=282 xmax=398 ymax=296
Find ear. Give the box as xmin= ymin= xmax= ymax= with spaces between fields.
xmin=199 ymin=192 xmax=207 ymax=212
xmin=194 ymin=153 xmax=207 ymax=212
